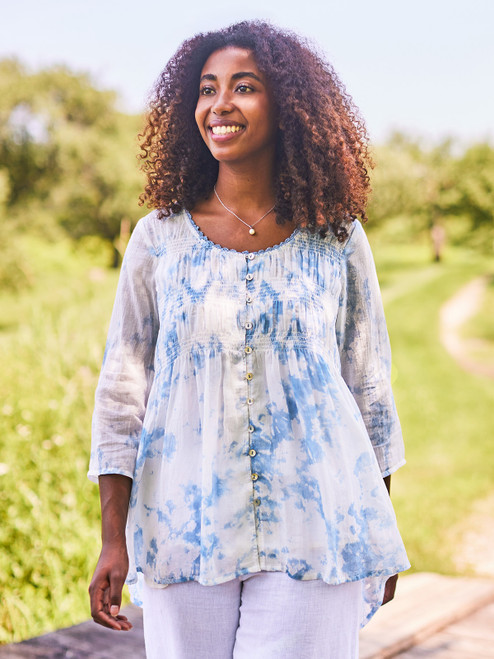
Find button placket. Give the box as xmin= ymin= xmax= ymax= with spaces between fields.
xmin=244 ymin=253 xmax=259 ymax=502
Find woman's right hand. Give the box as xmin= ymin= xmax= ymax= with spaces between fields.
xmin=89 ymin=541 xmax=132 ymax=630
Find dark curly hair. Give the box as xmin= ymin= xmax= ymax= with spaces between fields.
xmin=138 ymin=20 xmax=372 ymax=240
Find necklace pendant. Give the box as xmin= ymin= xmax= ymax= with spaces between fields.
xmin=249 ymin=228 xmax=256 ymax=235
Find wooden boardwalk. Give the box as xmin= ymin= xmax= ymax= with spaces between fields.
xmin=397 ymin=602 xmax=494 ymax=657
xmin=1 ymin=573 xmax=493 ymax=658
xmin=359 ymin=573 xmax=494 ymax=658
xmin=0 ymin=604 xmax=145 ymax=658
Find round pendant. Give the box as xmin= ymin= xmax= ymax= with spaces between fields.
xmin=249 ymin=228 xmax=256 ymax=235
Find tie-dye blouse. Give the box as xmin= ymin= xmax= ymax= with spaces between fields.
xmin=89 ymin=209 xmax=409 ymax=626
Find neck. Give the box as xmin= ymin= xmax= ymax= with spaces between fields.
xmin=214 ymin=161 xmax=276 ymax=213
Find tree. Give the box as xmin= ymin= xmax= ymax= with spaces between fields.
xmin=0 ymin=58 xmax=143 ymax=249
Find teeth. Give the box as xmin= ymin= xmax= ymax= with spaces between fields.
xmin=211 ymin=125 xmax=242 ymax=135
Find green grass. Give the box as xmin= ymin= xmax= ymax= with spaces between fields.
xmin=370 ymin=237 xmax=494 ymax=574
xmin=0 ymin=237 xmax=119 ymax=643
xmin=0 ymin=232 xmax=493 ymax=643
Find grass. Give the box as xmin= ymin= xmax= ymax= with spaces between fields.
xmin=370 ymin=236 xmax=494 ymax=574
xmin=0 ymin=237 xmax=119 ymax=643
xmin=0 ymin=230 xmax=493 ymax=643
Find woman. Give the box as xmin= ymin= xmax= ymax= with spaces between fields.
xmin=88 ymin=20 xmax=409 ymax=658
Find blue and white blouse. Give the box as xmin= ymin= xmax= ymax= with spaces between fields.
xmin=89 ymin=209 xmax=409 ymax=626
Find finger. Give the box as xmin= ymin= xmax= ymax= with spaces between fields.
xmin=89 ymin=580 xmax=109 ymax=621
xmin=90 ymin=583 xmax=120 ymax=629
xmin=92 ymin=603 xmax=132 ymax=631
xmin=93 ymin=612 xmax=132 ymax=631
xmin=102 ymin=585 xmax=110 ymax=614
xmin=109 ymin=570 xmax=126 ymax=617
xmin=116 ymin=615 xmax=133 ymax=629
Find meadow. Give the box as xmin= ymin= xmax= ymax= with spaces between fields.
xmin=0 ymin=229 xmax=493 ymax=643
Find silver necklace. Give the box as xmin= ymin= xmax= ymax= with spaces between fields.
xmin=214 ymin=186 xmax=275 ymax=236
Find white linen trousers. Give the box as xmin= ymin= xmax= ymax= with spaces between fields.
xmin=142 ymin=571 xmax=361 ymax=659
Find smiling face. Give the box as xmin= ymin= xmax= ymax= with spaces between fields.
xmin=195 ymin=47 xmax=277 ymax=167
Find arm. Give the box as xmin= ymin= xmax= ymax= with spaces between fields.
xmin=336 ymin=222 xmax=404 ymax=604
xmin=383 ymin=475 xmax=391 ymax=494
xmin=88 ymin=216 xmax=159 ymax=484
xmin=335 ymin=220 xmax=405 ymax=478
xmin=382 ymin=474 xmax=398 ymax=604
xmin=88 ymin=216 xmax=159 ymax=626
xmin=89 ymin=475 xmax=132 ymax=630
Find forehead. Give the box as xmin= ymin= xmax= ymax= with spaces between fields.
xmin=200 ymin=47 xmax=264 ymax=79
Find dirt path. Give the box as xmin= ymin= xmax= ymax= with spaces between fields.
xmin=440 ymin=276 xmax=494 ymax=577
xmin=439 ymin=275 xmax=494 ymax=379
xmin=453 ymin=492 xmax=494 ymax=578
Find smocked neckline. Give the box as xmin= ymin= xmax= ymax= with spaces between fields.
xmin=184 ymin=209 xmax=300 ymax=255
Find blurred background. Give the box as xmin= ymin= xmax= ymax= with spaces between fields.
xmin=0 ymin=0 xmax=493 ymax=644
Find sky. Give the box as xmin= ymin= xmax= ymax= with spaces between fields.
xmin=1 ymin=0 xmax=493 ymax=144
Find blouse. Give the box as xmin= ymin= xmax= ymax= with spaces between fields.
xmin=88 ymin=209 xmax=410 ymax=626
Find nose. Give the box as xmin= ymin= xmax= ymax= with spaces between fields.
xmin=212 ymin=89 xmax=234 ymax=115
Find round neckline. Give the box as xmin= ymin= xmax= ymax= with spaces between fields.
xmin=184 ymin=209 xmax=300 ymax=256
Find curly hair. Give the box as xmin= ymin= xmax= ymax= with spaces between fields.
xmin=138 ymin=20 xmax=372 ymax=240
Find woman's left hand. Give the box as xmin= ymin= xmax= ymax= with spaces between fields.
xmin=382 ymin=574 xmax=398 ymax=605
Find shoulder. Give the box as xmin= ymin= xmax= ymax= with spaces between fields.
xmin=129 ymin=209 xmax=190 ymax=257
xmin=297 ymin=221 xmax=363 ymax=259
xmin=339 ymin=220 xmax=373 ymax=260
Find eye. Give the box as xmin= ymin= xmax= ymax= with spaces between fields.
xmin=235 ymin=84 xmax=254 ymax=93
xmin=199 ymin=86 xmax=215 ymax=96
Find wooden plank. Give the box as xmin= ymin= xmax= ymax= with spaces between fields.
xmin=445 ymin=602 xmax=494 ymax=643
xmin=397 ymin=630 xmax=494 ymax=658
xmin=359 ymin=573 xmax=494 ymax=658
xmin=0 ymin=605 xmax=145 ymax=658
xmin=398 ymin=602 xmax=494 ymax=657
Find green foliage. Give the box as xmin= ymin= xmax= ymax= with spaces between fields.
xmin=0 ymin=58 xmax=144 ymax=249
xmin=452 ymin=144 xmax=494 ymax=250
xmin=0 ymin=237 xmax=120 ymax=642
xmin=369 ymin=133 xmax=494 ymax=253
xmin=369 ymin=134 xmax=429 ymax=226
xmin=0 ymin=171 xmax=33 ymax=291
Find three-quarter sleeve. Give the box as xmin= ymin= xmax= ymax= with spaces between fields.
xmin=335 ymin=221 xmax=405 ymax=476
xmin=88 ymin=218 xmax=159 ymax=483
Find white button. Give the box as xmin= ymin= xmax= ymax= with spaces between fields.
xmin=248 ymin=253 xmax=255 ymax=260
xmin=247 ymin=398 xmax=254 ymax=405
xmin=245 ymin=321 xmax=253 ymax=330
xmin=251 ymin=473 xmax=259 ymax=482
xmin=246 ymin=273 xmax=254 ymax=281
xmin=248 ymin=425 xmax=254 ymax=433
xmin=249 ymin=448 xmax=257 ymax=457
xmin=246 ymin=295 xmax=253 ymax=304
xmin=245 ymin=346 xmax=253 ymax=354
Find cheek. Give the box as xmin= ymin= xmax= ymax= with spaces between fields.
xmin=260 ymin=102 xmax=277 ymax=139
xmin=194 ymin=104 xmax=206 ymax=138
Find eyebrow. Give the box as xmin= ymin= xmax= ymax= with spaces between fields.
xmin=199 ymin=71 xmax=263 ymax=84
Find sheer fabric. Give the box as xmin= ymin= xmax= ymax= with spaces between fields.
xmin=89 ymin=210 xmax=409 ymax=626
